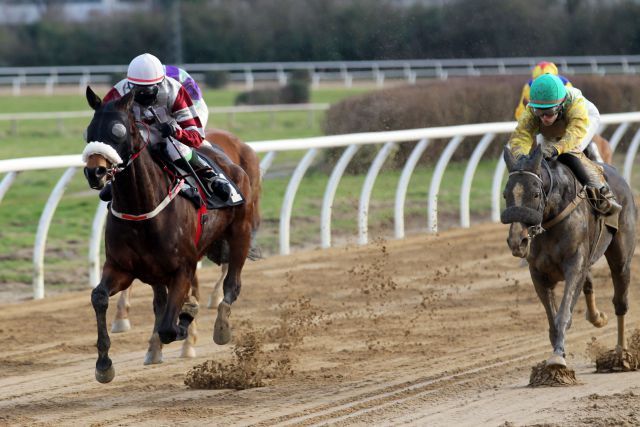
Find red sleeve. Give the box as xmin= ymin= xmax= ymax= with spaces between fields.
xmin=170 ymin=86 xmax=204 ymax=148
xmin=103 ymin=87 xmax=121 ymax=103
xmin=174 ymin=128 xmax=204 ymax=148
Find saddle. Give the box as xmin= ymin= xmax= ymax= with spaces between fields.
xmin=150 ymin=145 xmax=244 ymax=210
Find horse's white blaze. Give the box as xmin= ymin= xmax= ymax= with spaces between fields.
xmin=512 ymin=182 xmax=525 ymax=206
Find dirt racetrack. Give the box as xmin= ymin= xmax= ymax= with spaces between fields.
xmin=2 ymin=222 xmax=640 ymax=426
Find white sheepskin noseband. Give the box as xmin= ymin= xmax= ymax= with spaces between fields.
xmin=82 ymin=141 xmax=123 ymax=166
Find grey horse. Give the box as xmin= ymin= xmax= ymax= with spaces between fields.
xmin=501 ymin=144 xmax=636 ymax=368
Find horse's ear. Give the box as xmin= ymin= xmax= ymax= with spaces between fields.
xmin=531 ymin=143 xmax=544 ymax=170
xmin=503 ymin=146 xmax=517 ymax=171
xmin=115 ymin=91 xmax=135 ymax=112
xmin=86 ymin=86 xmax=102 ymax=110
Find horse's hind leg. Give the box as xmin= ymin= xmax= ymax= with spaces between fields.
xmin=91 ymin=265 xmax=133 ymax=383
xmin=111 ymin=287 xmax=132 ymax=333
xmin=180 ymin=275 xmax=200 ymax=359
xmin=214 ymin=228 xmax=250 ymax=345
xmin=583 ymin=271 xmax=608 ymax=328
xmin=207 ymin=263 xmax=228 ymax=309
xmin=605 ymin=239 xmax=633 ymax=354
xmin=145 ymin=284 xmax=168 ymax=365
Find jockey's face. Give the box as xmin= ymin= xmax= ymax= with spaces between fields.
xmin=129 ymin=83 xmax=160 ymax=107
xmin=533 ymin=104 xmax=562 ymax=127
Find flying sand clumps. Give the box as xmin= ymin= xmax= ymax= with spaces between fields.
xmin=529 ymin=362 xmax=580 ymax=387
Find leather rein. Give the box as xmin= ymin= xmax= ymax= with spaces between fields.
xmin=508 ymin=161 xmax=586 ymax=238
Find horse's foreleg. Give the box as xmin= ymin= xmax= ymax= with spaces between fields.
xmin=207 ymin=263 xmax=228 ymax=309
xmin=111 ymin=287 xmax=132 ymax=333
xmin=607 ymin=256 xmax=632 ymax=354
xmin=583 ymin=272 xmax=608 ymax=328
xmin=548 ymin=257 xmax=587 ymax=367
xmin=144 ymin=285 xmax=167 ymax=365
xmin=91 ymin=266 xmax=133 ymax=383
xmin=531 ymin=269 xmax=558 ymax=351
xmin=180 ymin=275 xmax=199 ymax=358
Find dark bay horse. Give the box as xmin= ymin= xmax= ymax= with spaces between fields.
xmin=501 ymin=145 xmax=636 ymax=368
xmin=82 ymin=87 xmax=256 ymax=383
xmin=111 ymin=128 xmax=262 ymax=344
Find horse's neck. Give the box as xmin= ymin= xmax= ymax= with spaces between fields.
xmin=543 ymin=162 xmax=579 ymax=219
xmin=112 ymin=148 xmax=166 ymax=213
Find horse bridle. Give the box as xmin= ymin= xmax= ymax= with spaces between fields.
xmin=507 ymin=162 xmax=554 ymax=239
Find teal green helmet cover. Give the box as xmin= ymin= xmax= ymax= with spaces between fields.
xmin=529 ymin=74 xmax=567 ymax=109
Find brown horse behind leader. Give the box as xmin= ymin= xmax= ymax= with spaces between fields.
xmin=82 ymin=87 xmax=259 ymax=383
xmin=110 ymin=129 xmax=262 ymax=342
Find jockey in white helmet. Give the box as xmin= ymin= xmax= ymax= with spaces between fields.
xmin=100 ymin=53 xmax=230 ymax=202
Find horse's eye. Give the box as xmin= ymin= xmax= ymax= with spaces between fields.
xmin=533 ymin=192 xmax=540 ymax=199
xmin=502 ymin=191 xmax=507 ymax=199
xmin=112 ymin=123 xmax=127 ymax=139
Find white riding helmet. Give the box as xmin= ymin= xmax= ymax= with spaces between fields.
xmin=127 ymin=53 xmax=165 ymax=86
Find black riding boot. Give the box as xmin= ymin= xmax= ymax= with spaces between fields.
xmin=559 ymin=153 xmax=622 ymax=216
xmin=176 ymin=155 xmax=231 ymax=201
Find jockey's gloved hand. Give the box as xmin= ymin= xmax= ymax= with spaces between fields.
xmin=156 ymin=122 xmax=175 ymax=139
xmin=542 ymin=144 xmax=558 ymax=160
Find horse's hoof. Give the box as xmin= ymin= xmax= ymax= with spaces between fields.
xmin=180 ymin=346 xmax=197 ymax=358
xmin=111 ymin=318 xmax=131 ymax=333
xmin=95 ymin=365 xmax=115 ymax=383
xmin=143 ymin=351 xmax=163 ymax=365
xmin=587 ymin=311 xmax=608 ymax=328
xmin=213 ymin=302 xmax=232 ymax=345
xmin=546 ymin=354 xmax=567 ymax=368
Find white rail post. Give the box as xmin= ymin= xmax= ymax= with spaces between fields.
xmin=394 ymin=138 xmax=430 ymax=239
xmin=428 ymin=136 xmax=464 ymax=233
xmin=89 ymin=201 xmax=109 ymax=288
xmin=279 ymin=148 xmax=318 ymax=255
xmin=0 ymin=171 xmax=18 ymax=204
xmin=623 ymin=128 xmax=640 ymax=183
xmin=321 ymin=144 xmax=359 ymax=248
xmin=259 ymin=151 xmax=277 ymax=176
xmin=460 ymin=133 xmax=495 ymax=228
xmin=609 ymin=122 xmax=630 ymax=153
xmin=358 ymin=142 xmax=397 ymax=245
xmin=33 ymin=167 xmax=77 ymax=299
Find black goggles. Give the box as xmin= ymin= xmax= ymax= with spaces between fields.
xmin=532 ymin=104 xmax=562 ymax=117
xmin=130 ymin=83 xmax=159 ymax=106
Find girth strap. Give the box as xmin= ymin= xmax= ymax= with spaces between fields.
xmin=541 ymin=181 xmax=585 ymax=230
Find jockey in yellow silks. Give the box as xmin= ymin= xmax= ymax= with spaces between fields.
xmin=514 ymin=61 xmax=572 ymax=120
xmin=508 ymin=73 xmax=621 ymax=216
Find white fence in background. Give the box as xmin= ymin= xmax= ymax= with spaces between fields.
xmin=2 ymin=55 xmax=640 ymax=94
xmin=2 ymin=111 xmax=640 ymax=299
xmin=0 ymin=103 xmax=330 ymax=134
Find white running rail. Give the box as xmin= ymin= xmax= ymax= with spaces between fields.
xmin=2 ymin=111 xmax=640 ymax=298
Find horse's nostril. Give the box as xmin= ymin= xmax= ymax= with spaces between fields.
xmin=95 ymin=166 xmax=108 ymax=178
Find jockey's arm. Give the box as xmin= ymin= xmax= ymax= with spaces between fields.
xmin=170 ymin=86 xmax=205 ymax=148
xmin=509 ymin=108 xmax=538 ymax=158
xmin=555 ymin=98 xmax=589 ymax=155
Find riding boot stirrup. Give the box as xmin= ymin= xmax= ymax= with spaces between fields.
xmin=198 ymin=169 xmax=231 ymax=201
xmin=599 ymin=186 xmax=622 ymax=216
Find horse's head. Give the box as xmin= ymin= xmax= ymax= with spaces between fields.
xmin=82 ymin=86 xmax=137 ymax=190
xmin=501 ymin=144 xmax=546 ymax=258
